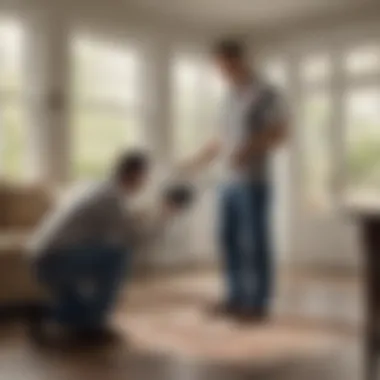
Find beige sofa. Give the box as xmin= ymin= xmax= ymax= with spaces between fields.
xmin=0 ymin=184 xmax=53 ymax=303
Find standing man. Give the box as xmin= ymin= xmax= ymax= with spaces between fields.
xmin=186 ymin=39 xmax=288 ymax=321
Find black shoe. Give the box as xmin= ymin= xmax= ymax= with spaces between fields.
xmin=25 ymin=303 xmax=51 ymax=344
xmin=235 ymin=307 xmax=270 ymax=325
xmin=73 ymin=327 xmax=122 ymax=346
xmin=207 ymin=301 xmax=242 ymax=317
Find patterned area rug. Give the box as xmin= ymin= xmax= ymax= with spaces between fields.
xmin=116 ymin=307 xmax=348 ymax=366
xmin=114 ymin=273 xmax=360 ymax=378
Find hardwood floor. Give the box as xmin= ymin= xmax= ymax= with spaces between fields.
xmin=0 ymin=270 xmax=363 ymax=380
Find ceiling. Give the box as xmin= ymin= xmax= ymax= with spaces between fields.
xmin=123 ymin=0 xmax=379 ymax=34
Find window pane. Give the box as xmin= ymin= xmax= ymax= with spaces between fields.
xmin=0 ymin=21 xmax=23 ymax=91
xmin=1 ymin=103 xmax=26 ymax=181
xmin=261 ymin=59 xmax=287 ymax=89
xmin=72 ymin=37 xmax=139 ymax=105
xmin=200 ymin=65 xmax=226 ymax=140
xmin=301 ymin=54 xmax=331 ymax=84
xmin=0 ymin=20 xmax=25 ymax=182
xmin=172 ymin=57 xmax=203 ymax=160
xmin=71 ymin=36 xmax=142 ymax=180
xmin=71 ymin=110 xmax=141 ymax=179
xmin=345 ymin=88 xmax=380 ymax=199
xmin=345 ymin=45 xmax=380 ymax=75
xmin=301 ymin=91 xmax=331 ymax=210
xmin=172 ymin=56 xmax=226 ymax=161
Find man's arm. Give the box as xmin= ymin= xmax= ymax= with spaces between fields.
xmin=128 ymin=184 xmax=195 ymax=248
xmin=178 ymin=137 xmax=222 ymax=175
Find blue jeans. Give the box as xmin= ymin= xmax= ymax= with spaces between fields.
xmin=35 ymin=244 xmax=128 ymax=329
xmin=219 ymin=181 xmax=272 ymax=310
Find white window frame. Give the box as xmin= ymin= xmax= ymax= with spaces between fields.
xmin=69 ymin=34 xmax=144 ymax=181
xmin=0 ymin=19 xmax=26 ymax=182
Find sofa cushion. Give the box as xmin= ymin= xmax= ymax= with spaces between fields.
xmin=0 ymin=230 xmax=30 ymax=253
xmin=0 ymin=230 xmax=44 ymax=302
xmin=2 ymin=185 xmax=52 ymax=229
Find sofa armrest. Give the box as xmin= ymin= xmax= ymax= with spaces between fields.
xmin=0 ymin=230 xmax=44 ymax=302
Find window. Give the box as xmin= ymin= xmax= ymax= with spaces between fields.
xmin=71 ymin=37 xmax=142 ymax=180
xmin=201 ymin=65 xmax=225 ymax=139
xmin=343 ymin=43 xmax=380 ymax=201
xmin=300 ymin=53 xmax=331 ymax=85
xmin=171 ymin=54 xmax=225 ymax=161
xmin=0 ymin=20 xmax=25 ymax=181
xmin=345 ymin=45 xmax=380 ymax=76
xmin=345 ymin=88 xmax=380 ymax=200
xmin=300 ymin=91 xmax=332 ymax=210
xmin=261 ymin=59 xmax=287 ymax=89
xmin=298 ymin=53 xmax=333 ymax=211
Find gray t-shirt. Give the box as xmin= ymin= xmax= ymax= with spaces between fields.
xmin=28 ymin=180 xmax=130 ymax=259
xmin=220 ymin=79 xmax=287 ymax=183
xmin=28 ymin=180 xmax=172 ymax=260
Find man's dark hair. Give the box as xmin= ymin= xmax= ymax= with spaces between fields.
xmin=213 ymin=38 xmax=246 ymax=60
xmin=114 ymin=150 xmax=149 ymax=181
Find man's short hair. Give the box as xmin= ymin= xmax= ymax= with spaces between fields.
xmin=213 ymin=38 xmax=246 ymax=60
xmin=114 ymin=150 xmax=149 ymax=181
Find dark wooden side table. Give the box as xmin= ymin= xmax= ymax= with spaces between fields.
xmin=350 ymin=205 xmax=380 ymax=380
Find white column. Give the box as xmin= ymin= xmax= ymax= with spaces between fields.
xmin=25 ymin=11 xmax=70 ymax=185
xmin=141 ymin=39 xmax=172 ymax=166
xmin=139 ymin=39 xmax=194 ymax=269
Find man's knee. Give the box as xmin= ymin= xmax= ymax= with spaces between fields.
xmin=106 ymin=248 xmax=127 ymax=266
xmin=34 ymin=253 xmax=61 ymax=286
xmin=97 ymin=248 xmax=128 ymax=283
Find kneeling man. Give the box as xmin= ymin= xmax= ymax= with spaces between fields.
xmin=28 ymin=151 xmax=166 ymax=342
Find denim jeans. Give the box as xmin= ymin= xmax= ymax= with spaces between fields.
xmin=35 ymin=244 xmax=128 ymax=329
xmin=219 ymin=181 xmax=272 ymax=310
